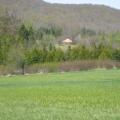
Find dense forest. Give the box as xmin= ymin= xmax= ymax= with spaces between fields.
xmin=0 ymin=12 xmax=120 ymax=74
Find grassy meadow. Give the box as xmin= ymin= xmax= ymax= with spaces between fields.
xmin=0 ymin=69 xmax=120 ymax=120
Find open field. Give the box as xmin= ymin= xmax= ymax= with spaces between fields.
xmin=0 ymin=69 xmax=120 ymax=120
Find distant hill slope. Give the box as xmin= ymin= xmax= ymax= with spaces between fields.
xmin=0 ymin=0 xmax=120 ymax=36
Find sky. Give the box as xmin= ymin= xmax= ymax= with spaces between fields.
xmin=44 ymin=0 xmax=120 ymax=9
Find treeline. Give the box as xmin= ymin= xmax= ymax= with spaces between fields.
xmin=25 ymin=44 xmax=120 ymax=65
xmin=0 ymin=13 xmax=120 ymax=74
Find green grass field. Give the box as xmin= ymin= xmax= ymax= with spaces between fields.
xmin=0 ymin=69 xmax=120 ymax=120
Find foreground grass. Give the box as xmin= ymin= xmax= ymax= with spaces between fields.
xmin=0 ymin=69 xmax=120 ymax=120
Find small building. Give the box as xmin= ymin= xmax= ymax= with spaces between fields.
xmin=62 ymin=38 xmax=73 ymax=44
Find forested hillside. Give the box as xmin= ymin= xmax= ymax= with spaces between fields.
xmin=0 ymin=0 xmax=120 ymax=36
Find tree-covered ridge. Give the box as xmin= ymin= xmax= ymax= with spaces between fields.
xmin=0 ymin=0 xmax=120 ymax=35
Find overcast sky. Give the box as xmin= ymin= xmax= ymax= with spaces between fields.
xmin=44 ymin=0 xmax=120 ymax=9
